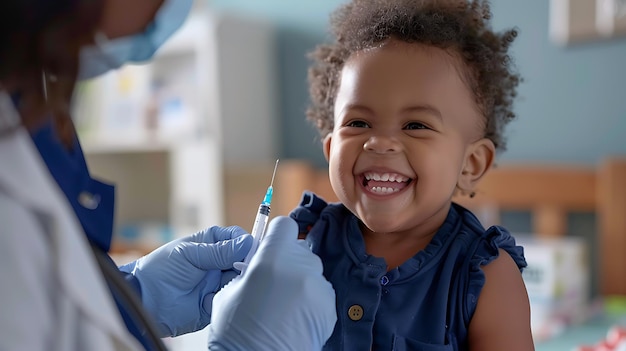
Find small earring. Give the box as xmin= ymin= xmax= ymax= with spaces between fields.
xmin=455 ymin=184 xmax=476 ymax=198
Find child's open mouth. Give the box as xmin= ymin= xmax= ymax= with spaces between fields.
xmin=361 ymin=172 xmax=413 ymax=195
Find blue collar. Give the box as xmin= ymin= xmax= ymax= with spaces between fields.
xmin=29 ymin=119 xmax=115 ymax=252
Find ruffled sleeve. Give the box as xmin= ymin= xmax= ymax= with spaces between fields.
xmin=288 ymin=191 xmax=329 ymax=236
xmin=475 ymin=225 xmax=527 ymax=270
xmin=465 ymin=225 xmax=527 ymax=319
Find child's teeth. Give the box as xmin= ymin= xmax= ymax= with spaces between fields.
xmin=364 ymin=172 xmax=410 ymax=183
xmin=371 ymin=186 xmax=399 ymax=194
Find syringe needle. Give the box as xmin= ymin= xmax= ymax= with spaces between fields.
xmin=269 ymin=159 xmax=279 ymax=187
xmin=242 ymin=159 xmax=281 ymax=269
xmin=262 ymin=159 xmax=279 ymax=206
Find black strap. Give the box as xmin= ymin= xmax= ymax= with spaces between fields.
xmin=90 ymin=244 xmax=168 ymax=351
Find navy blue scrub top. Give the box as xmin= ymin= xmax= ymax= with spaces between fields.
xmin=30 ymin=120 xmax=115 ymax=252
xmin=27 ymin=116 xmax=152 ymax=350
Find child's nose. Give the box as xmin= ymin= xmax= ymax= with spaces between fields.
xmin=363 ymin=135 xmax=401 ymax=154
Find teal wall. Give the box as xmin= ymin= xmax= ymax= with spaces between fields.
xmin=208 ymin=0 xmax=626 ymax=168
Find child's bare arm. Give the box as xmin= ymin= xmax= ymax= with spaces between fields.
xmin=468 ymin=249 xmax=535 ymax=350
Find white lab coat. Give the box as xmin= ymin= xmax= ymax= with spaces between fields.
xmin=0 ymin=92 xmax=142 ymax=351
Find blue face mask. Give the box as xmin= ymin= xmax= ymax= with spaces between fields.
xmin=77 ymin=0 xmax=193 ymax=80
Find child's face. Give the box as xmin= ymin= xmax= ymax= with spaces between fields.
xmin=323 ymin=40 xmax=494 ymax=236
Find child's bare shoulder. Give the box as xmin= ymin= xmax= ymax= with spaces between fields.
xmin=468 ymin=249 xmax=534 ymax=350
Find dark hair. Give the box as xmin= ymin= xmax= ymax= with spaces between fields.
xmin=307 ymin=0 xmax=521 ymax=152
xmin=0 ymin=0 xmax=103 ymax=143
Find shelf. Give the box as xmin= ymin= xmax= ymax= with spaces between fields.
xmin=77 ymin=6 xmax=276 ymax=351
xmin=81 ymin=135 xmax=172 ymax=154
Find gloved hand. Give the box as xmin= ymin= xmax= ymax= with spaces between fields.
xmin=119 ymin=226 xmax=253 ymax=337
xmin=207 ymin=216 xmax=337 ymax=351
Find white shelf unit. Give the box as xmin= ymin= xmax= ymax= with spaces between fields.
xmin=74 ymin=7 xmax=277 ymax=351
xmin=75 ymin=7 xmax=277 ymax=250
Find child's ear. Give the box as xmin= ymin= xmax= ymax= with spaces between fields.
xmin=458 ymin=138 xmax=495 ymax=191
xmin=322 ymin=133 xmax=333 ymax=162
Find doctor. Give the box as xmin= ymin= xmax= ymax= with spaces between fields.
xmin=0 ymin=0 xmax=336 ymax=350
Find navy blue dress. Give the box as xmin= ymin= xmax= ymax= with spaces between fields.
xmin=290 ymin=191 xmax=527 ymax=351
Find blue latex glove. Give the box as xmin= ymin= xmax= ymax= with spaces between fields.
xmin=119 ymin=226 xmax=253 ymax=337
xmin=207 ymin=216 xmax=337 ymax=351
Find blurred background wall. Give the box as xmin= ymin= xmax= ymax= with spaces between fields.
xmin=209 ymin=0 xmax=626 ymax=168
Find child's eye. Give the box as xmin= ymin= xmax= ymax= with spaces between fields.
xmin=403 ymin=122 xmax=429 ymax=130
xmin=346 ymin=120 xmax=370 ymax=128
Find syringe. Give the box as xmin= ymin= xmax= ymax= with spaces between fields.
xmin=242 ymin=159 xmax=279 ymax=266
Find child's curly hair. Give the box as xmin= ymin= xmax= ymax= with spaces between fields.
xmin=307 ymin=0 xmax=521 ymax=152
